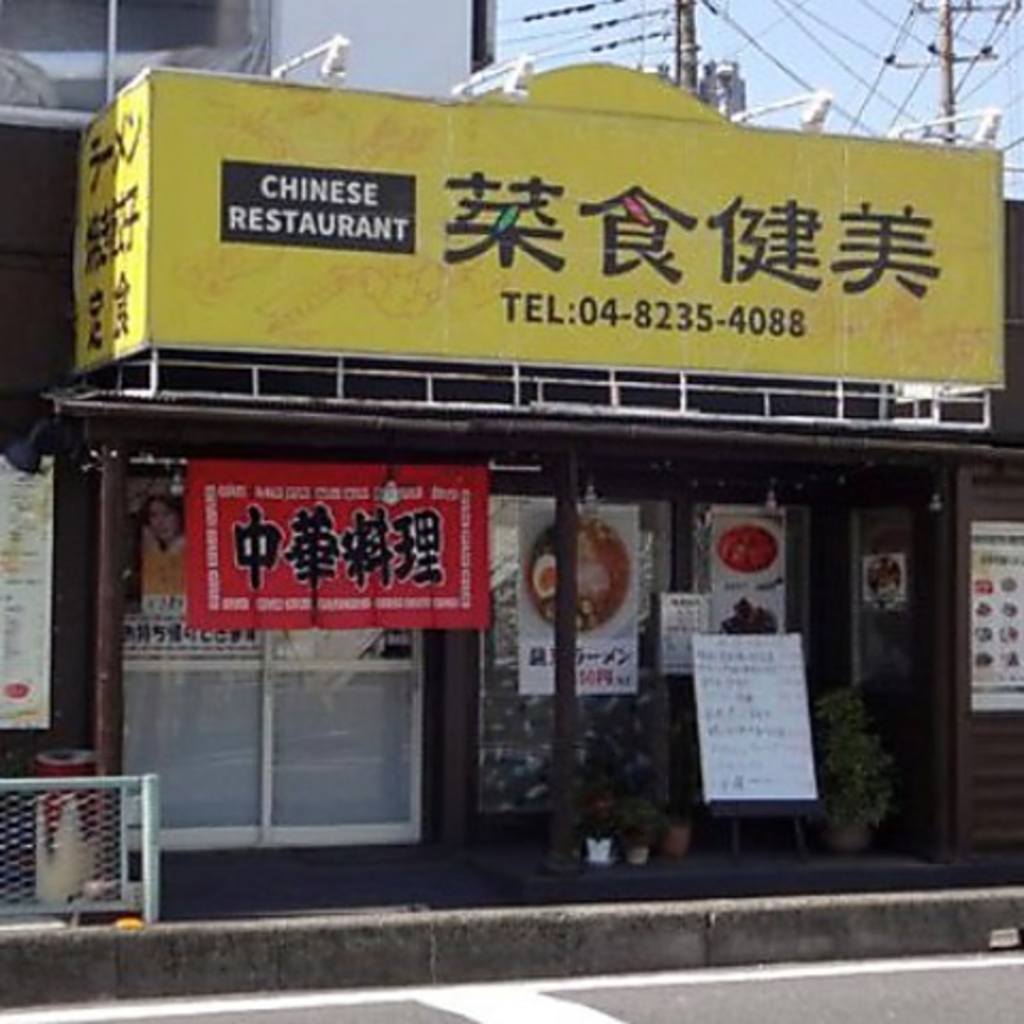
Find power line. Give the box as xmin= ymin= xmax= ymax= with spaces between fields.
xmin=704 ymin=7 xmax=817 ymax=92
xmin=956 ymin=8 xmax=1022 ymax=99
xmin=700 ymin=2 xmax=865 ymax=128
xmin=886 ymin=64 xmax=932 ymax=134
xmin=850 ymin=0 xmax=939 ymax=54
xmin=955 ymin=12 xmax=1013 ymax=96
xmin=504 ymin=22 xmax=611 ymax=47
xmin=533 ymin=27 xmax=671 ymax=64
xmin=499 ymin=0 xmax=630 ymax=27
xmin=528 ymin=24 xmax=624 ymax=60
xmin=779 ymin=0 xmax=883 ymax=61
xmin=877 ymin=2 xmax=1012 ymax=131
xmin=850 ymin=7 xmax=917 ymax=134
xmin=1001 ymin=130 xmax=1024 ymax=152
xmin=698 ymin=0 xmax=813 ymax=66
xmin=769 ymin=0 xmax=911 ymax=116
xmin=528 ymin=11 xmax=672 ymax=62
xmin=504 ymin=6 xmax=668 ymax=48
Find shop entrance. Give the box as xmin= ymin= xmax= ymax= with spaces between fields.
xmin=123 ymin=627 xmax=422 ymax=850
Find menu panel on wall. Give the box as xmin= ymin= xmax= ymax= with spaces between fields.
xmin=971 ymin=522 xmax=1024 ymax=712
xmin=692 ymin=633 xmax=818 ymax=809
xmin=0 ymin=462 xmax=54 ymax=729
xmin=657 ymin=592 xmax=709 ymax=675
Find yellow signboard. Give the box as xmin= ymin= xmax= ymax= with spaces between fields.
xmin=74 ymin=77 xmax=150 ymax=367
xmin=74 ymin=65 xmax=1004 ymax=385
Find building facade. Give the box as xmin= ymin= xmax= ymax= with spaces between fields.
xmin=2 ymin=53 xmax=1023 ymax=871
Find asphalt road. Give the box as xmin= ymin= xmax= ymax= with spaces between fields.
xmin=5 ymin=953 xmax=1024 ymax=1024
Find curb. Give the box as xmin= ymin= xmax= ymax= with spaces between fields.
xmin=3 ymin=888 xmax=1024 ymax=1009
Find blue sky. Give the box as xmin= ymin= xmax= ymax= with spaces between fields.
xmin=496 ymin=1 xmax=1024 ymax=195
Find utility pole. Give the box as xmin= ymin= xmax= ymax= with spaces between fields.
xmin=675 ymin=0 xmax=698 ymax=94
xmin=889 ymin=2 xmax=1015 ymax=142
xmin=938 ymin=0 xmax=955 ymax=139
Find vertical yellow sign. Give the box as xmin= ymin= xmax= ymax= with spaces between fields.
xmin=74 ymin=79 xmax=151 ymax=366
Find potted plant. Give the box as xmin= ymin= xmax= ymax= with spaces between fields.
xmin=659 ymin=702 xmax=700 ymax=859
xmin=575 ymin=771 xmax=618 ymax=866
xmin=659 ymin=813 xmax=693 ymax=859
xmin=614 ymin=795 xmax=665 ymax=866
xmin=813 ymin=687 xmax=896 ymax=853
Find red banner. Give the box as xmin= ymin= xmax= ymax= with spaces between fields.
xmin=185 ymin=461 xmax=490 ymax=631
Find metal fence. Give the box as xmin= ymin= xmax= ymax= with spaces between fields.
xmin=0 ymin=775 xmax=160 ymax=925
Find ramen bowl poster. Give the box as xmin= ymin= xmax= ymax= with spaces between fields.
xmin=709 ymin=508 xmax=786 ymax=636
xmin=517 ymin=501 xmax=640 ymax=696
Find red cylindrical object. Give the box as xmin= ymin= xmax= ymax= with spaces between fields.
xmin=36 ymin=749 xmax=98 ymax=838
xmin=36 ymin=749 xmax=96 ymax=778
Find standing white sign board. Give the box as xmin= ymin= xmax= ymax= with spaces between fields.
xmin=692 ymin=633 xmax=818 ymax=812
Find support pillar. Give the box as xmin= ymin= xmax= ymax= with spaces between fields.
xmin=93 ymin=445 xmax=126 ymax=775
xmin=546 ymin=450 xmax=580 ymax=871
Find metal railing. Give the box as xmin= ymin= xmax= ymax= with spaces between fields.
xmin=0 ymin=775 xmax=160 ymax=925
xmin=76 ymin=346 xmax=992 ymax=431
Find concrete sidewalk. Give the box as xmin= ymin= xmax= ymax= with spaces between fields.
xmin=156 ymin=842 xmax=1024 ymax=920
xmin=4 ymin=886 xmax=1024 ymax=1010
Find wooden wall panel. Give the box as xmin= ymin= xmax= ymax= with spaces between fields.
xmin=969 ymin=717 xmax=1024 ymax=847
xmin=964 ymin=472 xmax=1024 ymax=851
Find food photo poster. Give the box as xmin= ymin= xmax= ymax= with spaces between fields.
xmin=517 ymin=501 xmax=640 ymax=696
xmin=708 ymin=507 xmax=787 ymax=637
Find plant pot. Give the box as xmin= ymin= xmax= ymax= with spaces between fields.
xmin=624 ymin=843 xmax=650 ymax=866
xmin=659 ymin=819 xmax=693 ymax=859
xmin=584 ymin=836 xmax=615 ymax=866
xmin=822 ymin=821 xmax=873 ymax=854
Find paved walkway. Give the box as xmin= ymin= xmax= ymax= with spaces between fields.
xmin=160 ymin=842 xmax=1024 ymax=921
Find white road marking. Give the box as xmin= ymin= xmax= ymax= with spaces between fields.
xmin=418 ymin=988 xmax=625 ymax=1024
xmin=4 ymin=952 xmax=1024 ymax=1023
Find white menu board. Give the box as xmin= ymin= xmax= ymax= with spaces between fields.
xmin=692 ymin=633 xmax=818 ymax=807
xmin=971 ymin=522 xmax=1024 ymax=712
xmin=0 ymin=461 xmax=54 ymax=729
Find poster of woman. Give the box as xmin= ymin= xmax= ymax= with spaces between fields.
xmin=127 ymin=478 xmax=186 ymax=616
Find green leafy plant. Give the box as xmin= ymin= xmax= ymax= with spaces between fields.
xmin=574 ymin=770 xmax=618 ymax=840
xmin=614 ymin=795 xmax=666 ymax=847
xmin=814 ymin=687 xmax=896 ymax=829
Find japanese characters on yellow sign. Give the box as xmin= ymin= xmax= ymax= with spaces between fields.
xmin=74 ymin=65 xmax=1003 ymax=385
xmin=75 ymin=78 xmax=150 ymax=365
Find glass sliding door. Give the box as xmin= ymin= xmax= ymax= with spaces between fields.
xmin=123 ymin=628 xmax=422 ymax=848
xmin=267 ymin=629 xmax=421 ymax=845
xmin=123 ymin=659 xmax=263 ymax=848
